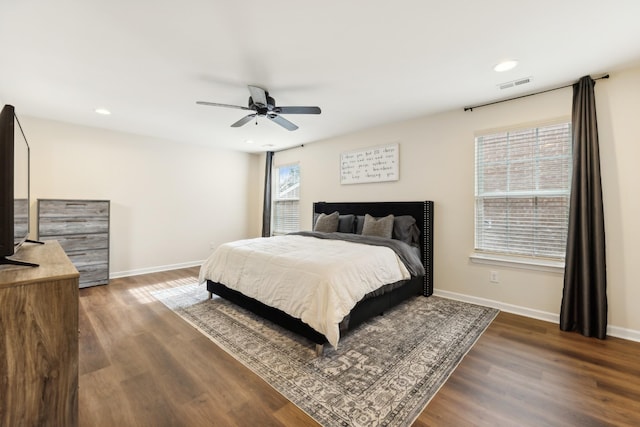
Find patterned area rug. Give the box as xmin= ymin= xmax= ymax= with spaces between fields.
xmin=152 ymin=283 xmax=498 ymax=427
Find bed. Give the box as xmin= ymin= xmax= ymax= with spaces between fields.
xmin=199 ymin=200 xmax=434 ymax=355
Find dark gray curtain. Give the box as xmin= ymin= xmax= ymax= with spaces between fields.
xmin=560 ymin=76 xmax=607 ymax=339
xmin=261 ymin=151 xmax=274 ymax=237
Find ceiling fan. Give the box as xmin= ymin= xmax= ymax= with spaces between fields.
xmin=197 ymin=85 xmax=321 ymax=131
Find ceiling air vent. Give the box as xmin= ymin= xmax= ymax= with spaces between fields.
xmin=498 ymin=76 xmax=533 ymax=90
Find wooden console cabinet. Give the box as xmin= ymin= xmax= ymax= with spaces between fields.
xmin=0 ymin=241 xmax=79 ymax=427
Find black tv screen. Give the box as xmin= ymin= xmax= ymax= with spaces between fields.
xmin=13 ymin=112 xmax=29 ymax=246
xmin=0 ymin=104 xmax=32 ymax=265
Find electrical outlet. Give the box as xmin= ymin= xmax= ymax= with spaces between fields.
xmin=490 ymin=271 xmax=499 ymax=283
xmin=209 ymin=242 xmax=216 ymax=249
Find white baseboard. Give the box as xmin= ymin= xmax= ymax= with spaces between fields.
xmin=110 ymin=260 xmax=204 ymax=279
xmin=607 ymin=325 xmax=640 ymax=342
xmin=433 ymin=289 xmax=640 ymax=343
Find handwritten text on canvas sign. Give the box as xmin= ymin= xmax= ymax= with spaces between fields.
xmin=340 ymin=143 xmax=399 ymax=184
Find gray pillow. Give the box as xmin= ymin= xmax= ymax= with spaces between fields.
xmin=355 ymin=215 xmax=366 ymax=234
xmin=314 ymin=211 xmax=339 ymax=232
xmin=393 ymin=215 xmax=420 ymax=246
xmin=361 ymin=214 xmax=395 ymax=239
xmin=337 ymin=214 xmax=356 ymax=233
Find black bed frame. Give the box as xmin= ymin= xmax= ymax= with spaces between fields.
xmin=206 ymin=200 xmax=434 ymax=349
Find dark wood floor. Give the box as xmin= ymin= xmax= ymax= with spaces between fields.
xmin=79 ymin=268 xmax=640 ymax=426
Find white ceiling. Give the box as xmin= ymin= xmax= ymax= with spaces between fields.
xmin=2 ymin=1 xmax=640 ymax=153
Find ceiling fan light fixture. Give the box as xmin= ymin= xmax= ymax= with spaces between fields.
xmin=494 ymin=60 xmax=518 ymax=72
xmin=197 ymin=85 xmax=321 ymax=131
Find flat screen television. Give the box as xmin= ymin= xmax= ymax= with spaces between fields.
xmin=0 ymin=104 xmax=38 ymax=267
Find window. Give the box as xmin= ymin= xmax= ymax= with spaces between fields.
xmin=475 ymin=122 xmax=572 ymax=261
xmin=272 ymin=163 xmax=300 ymax=235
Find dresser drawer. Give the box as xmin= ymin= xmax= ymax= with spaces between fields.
xmin=39 ymin=218 xmax=109 ymax=236
xmin=67 ymin=251 xmax=109 ymax=288
xmin=41 ymin=233 xmax=108 ymax=252
xmin=77 ymin=263 xmax=109 ymax=288
xmin=66 ymin=249 xmax=108 ymax=268
xmin=76 ymin=263 xmax=109 ymax=288
xmin=38 ymin=200 xmax=109 ymax=219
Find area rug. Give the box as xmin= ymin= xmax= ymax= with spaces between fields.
xmin=152 ymin=283 xmax=498 ymax=427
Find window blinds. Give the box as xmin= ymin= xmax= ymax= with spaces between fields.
xmin=475 ymin=122 xmax=572 ymax=259
xmin=272 ymin=164 xmax=300 ymax=235
xmin=272 ymin=199 xmax=299 ymax=234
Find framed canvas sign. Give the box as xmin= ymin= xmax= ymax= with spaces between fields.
xmin=340 ymin=143 xmax=399 ymax=184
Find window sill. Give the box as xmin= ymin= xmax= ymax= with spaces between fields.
xmin=469 ymin=252 xmax=565 ymax=273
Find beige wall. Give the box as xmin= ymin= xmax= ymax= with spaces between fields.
xmin=267 ymin=66 xmax=640 ymax=337
xmin=22 ymin=117 xmax=257 ymax=276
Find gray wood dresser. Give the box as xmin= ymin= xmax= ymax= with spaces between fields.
xmin=37 ymin=199 xmax=110 ymax=288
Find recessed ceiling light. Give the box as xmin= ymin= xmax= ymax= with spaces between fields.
xmin=244 ymin=139 xmax=254 ymax=144
xmin=95 ymin=108 xmax=111 ymax=115
xmin=494 ymin=60 xmax=518 ymax=72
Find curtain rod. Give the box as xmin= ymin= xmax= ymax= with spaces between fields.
xmin=273 ymin=144 xmax=304 ymax=153
xmin=464 ymin=74 xmax=609 ymax=112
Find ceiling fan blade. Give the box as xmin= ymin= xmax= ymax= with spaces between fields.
xmin=196 ymin=101 xmax=251 ymax=111
xmin=275 ymin=106 xmax=321 ymax=115
xmin=247 ymin=85 xmax=268 ymax=106
xmin=231 ymin=114 xmax=256 ymax=128
xmin=267 ymin=114 xmax=298 ymax=131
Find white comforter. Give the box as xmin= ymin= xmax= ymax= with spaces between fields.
xmin=198 ymin=235 xmax=411 ymax=348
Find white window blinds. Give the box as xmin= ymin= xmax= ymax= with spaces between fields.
xmin=272 ymin=164 xmax=300 ymax=235
xmin=475 ymin=122 xmax=572 ymax=259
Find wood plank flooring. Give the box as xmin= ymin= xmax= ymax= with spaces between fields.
xmin=79 ymin=268 xmax=640 ymax=426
